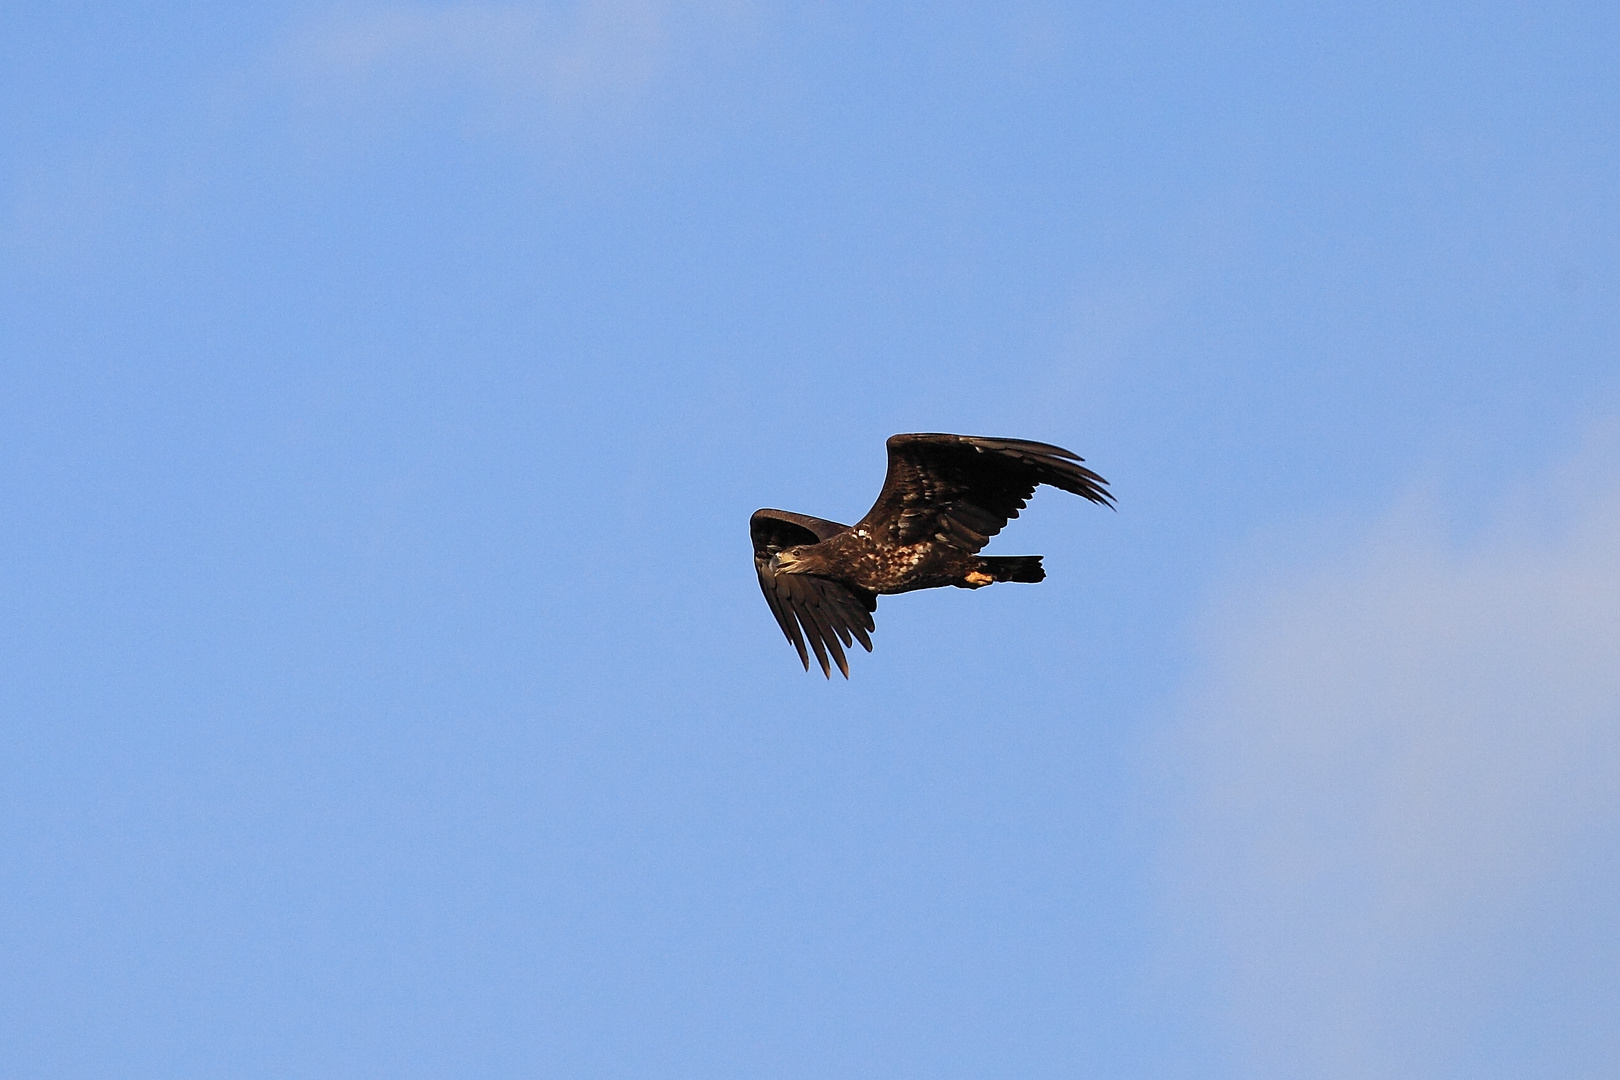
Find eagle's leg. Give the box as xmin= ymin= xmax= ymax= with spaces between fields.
xmin=963 ymin=555 xmax=1046 ymax=587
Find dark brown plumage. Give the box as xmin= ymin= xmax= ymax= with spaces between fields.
xmin=751 ymin=433 xmax=1114 ymax=677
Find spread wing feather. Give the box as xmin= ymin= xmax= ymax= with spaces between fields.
xmin=858 ymin=433 xmax=1114 ymax=550
xmin=750 ymin=509 xmax=877 ymax=679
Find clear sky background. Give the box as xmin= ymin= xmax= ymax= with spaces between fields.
xmin=4 ymin=2 xmax=1618 ymax=1077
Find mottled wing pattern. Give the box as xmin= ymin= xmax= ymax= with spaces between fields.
xmin=750 ymin=509 xmax=878 ymax=678
xmin=859 ymin=434 xmax=1114 ymax=550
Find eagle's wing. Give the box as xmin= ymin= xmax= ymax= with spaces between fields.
xmin=857 ymin=434 xmax=1113 ymax=550
xmin=750 ymin=509 xmax=877 ymax=679
xmin=750 ymin=508 xmax=848 ymax=548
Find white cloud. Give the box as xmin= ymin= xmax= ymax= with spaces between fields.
xmin=277 ymin=0 xmax=751 ymax=113
xmin=4 ymin=2 xmax=762 ymax=274
xmin=1158 ymin=430 xmax=1620 ymax=1077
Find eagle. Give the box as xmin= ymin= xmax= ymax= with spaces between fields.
xmin=751 ymin=433 xmax=1113 ymax=677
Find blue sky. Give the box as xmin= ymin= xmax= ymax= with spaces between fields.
xmin=3 ymin=2 xmax=1617 ymax=1076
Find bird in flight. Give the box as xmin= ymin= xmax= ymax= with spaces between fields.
xmin=751 ymin=433 xmax=1113 ymax=677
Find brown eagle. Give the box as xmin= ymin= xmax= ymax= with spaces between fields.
xmin=751 ymin=433 xmax=1113 ymax=677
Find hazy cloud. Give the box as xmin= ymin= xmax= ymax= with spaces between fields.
xmin=3 ymin=2 xmax=760 ymax=270
xmin=1160 ymin=431 xmax=1620 ymax=1077
xmin=278 ymin=0 xmax=748 ymax=112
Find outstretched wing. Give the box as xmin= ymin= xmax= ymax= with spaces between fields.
xmin=750 ymin=509 xmax=877 ymax=679
xmin=857 ymin=434 xmax=1114 ymax=550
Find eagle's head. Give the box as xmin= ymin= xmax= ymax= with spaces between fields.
xmin=770 ymin=546 xmax=810 ymax=573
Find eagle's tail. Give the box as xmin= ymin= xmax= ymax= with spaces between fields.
xmin=980 ymin=555 xmax=1045 ymax=583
